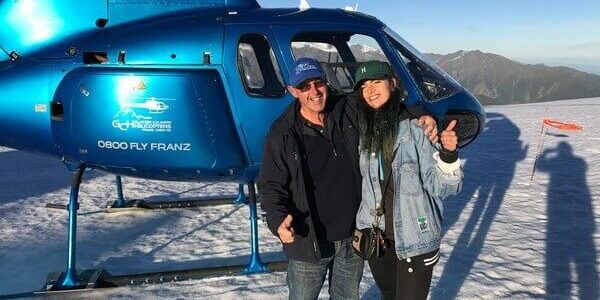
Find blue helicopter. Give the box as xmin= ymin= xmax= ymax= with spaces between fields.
xmin=0 ymin=0 xmax=485 ymax=293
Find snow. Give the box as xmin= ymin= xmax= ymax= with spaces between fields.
xmin=358 ymin=44 xmax=378 ymax=54
xmin=448 ymin=53 xmax=464 ymax=63
xmin=1 ymin=98 xmax=599 ymax=299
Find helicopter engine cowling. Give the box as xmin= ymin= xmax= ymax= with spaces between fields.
xmin=50 ymin=67 xmax=247 ymax=180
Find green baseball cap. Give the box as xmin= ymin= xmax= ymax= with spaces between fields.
xmin=353 ymin=60 xmax=395 ymax=90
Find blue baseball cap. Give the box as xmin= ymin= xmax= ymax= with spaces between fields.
xmin=289 ymin=58 xmax=326 ymax=87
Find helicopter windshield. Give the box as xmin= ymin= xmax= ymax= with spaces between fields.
xmin=383 ymin=27 xmax=461 ymax=102
xmin=291 ymin=32 xmax=404 ymax=96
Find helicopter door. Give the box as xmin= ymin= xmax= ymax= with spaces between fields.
xmin=223 ymin=25 xmax=290 ymax=171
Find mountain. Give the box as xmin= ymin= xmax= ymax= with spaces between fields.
xmin=428 ymin=50 xmax=600 ymax=105
xmin=349 ymin=44 xmax=387 ymax=62
xmin=290 ymin=43 xmax=388 ymax=62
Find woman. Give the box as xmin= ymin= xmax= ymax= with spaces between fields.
xmin=353 ymin=61 xmax=463 ymax=300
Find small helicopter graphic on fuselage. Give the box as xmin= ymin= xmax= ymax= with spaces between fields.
xmin=121 ymin=98 xmax=170 ymax=114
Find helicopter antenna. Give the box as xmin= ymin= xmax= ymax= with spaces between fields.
xmin=344 ymin=4 xmax=358 ymax=11
xmin=299 ymin=0 xmax=310 ymax=11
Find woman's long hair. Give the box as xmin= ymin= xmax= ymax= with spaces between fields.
xmin=357 ymin=79 xmax=410 ymax=161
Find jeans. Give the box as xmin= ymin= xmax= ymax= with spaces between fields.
xmin=286 ymin=237 xmax=364 ymax=300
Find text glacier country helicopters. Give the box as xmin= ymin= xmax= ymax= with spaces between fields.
xmin=0 ymin=0 xmax=484 ymax=293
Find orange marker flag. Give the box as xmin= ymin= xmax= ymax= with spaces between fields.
xmin=543 ymin=119 xmax=583 ymax=131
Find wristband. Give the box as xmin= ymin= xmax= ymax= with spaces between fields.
xmin=439 ymin=147 xmax=458 ymax=163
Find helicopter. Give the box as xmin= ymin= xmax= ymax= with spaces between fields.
xmin=0 ymin=0 xmax=485 ymax=293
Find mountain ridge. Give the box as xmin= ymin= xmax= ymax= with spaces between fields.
xmin=428 ymin=50 xmax=600 ymax=105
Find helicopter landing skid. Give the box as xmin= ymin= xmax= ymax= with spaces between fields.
xmin=105 ymin=195 xmax=243 ymax=212
xmin=36 ymin=167 xmax=270 ymax=295
xmin=26 ymin=260 xmax=288 ymax=298
xmin=105 ymin=178 xmax=248 ymax=212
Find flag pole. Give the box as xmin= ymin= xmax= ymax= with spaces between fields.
xmin=530 ymin=107 xmax=548 ymax=183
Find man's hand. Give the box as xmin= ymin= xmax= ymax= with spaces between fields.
xmin=277 ymin=214 xmax=295 ymax=243
xmin=417 ymin=115 xmax=438 ymax=143
xmin=440 ymin=120 xmax=458 ymax=152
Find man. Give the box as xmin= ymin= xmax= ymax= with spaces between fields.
xmin=258 ymin=58 xmax=437 ymax=299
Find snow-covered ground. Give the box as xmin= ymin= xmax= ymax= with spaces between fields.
xmin=1 ymin=98 xmax=599 ymax=299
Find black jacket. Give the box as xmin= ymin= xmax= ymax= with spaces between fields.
xmin=257 ymin=95 xmax=360 ymax=263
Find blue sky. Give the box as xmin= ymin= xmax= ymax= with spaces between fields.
xmin=257 ymin=0 xmax=600 ymax=73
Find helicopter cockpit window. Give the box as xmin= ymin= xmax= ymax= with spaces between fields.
xmin=292 ymin=40 xmax=348 ymax=93
xmin=291 ymin=32 xmax=405 ymax=97
xmin=237 ymin=34 xmax=285 ymax=98
xmin=383 ymin=27 xmax=461 ymax=102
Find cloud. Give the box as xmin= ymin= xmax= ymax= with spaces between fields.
xmin=568 ymin=41 xmax=600 ymax=50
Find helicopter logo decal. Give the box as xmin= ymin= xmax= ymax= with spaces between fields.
xmin=112 ymin=97 xmax=173 ymax=132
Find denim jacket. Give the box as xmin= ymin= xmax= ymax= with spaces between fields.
xmin=355 ymin=119 xmax=463 ymax=259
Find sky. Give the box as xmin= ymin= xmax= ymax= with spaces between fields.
xmin=257 ymin=0 xmax=600 ymax=73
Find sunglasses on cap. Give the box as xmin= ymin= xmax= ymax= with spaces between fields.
xmin=296 ymin=79 xmax=327 ymax=92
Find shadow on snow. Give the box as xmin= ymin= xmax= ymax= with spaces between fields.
xmin=431 ymin=112 xmax=528 ymax=299
xmin=537 ymin=141 xmax=598 ymax=299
